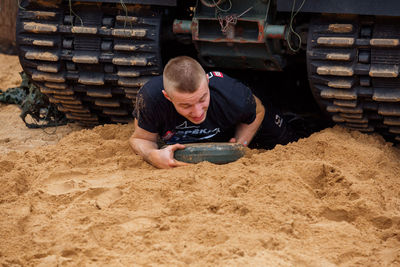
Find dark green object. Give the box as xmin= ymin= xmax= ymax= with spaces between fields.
xmin=174 ymin=142 xmax=246 ymax=164
xmin=0 ymin=72 xmax=67 ymax=128
xmin=0 ymin=86 xmax=27 ymax=105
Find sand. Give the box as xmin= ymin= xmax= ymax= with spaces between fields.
xmin=0 ymin=54 xmax=400 ymax=266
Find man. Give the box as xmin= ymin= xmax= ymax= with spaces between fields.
xmin=129 ymin=56 xmax=297 ymax=169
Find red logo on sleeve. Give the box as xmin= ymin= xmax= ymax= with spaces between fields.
xmin=213 ymin=72 xmax=223 ymax=78
xmin=162 ymin=130 xmax=175 ymax=141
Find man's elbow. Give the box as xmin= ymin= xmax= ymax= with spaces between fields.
xmin=129 ymin=135 xmax=139 ymax=154
xmin=256 ymin=105 xmax=265 ymax=122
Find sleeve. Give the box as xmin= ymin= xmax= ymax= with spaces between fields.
xmin=133 ymin=83 xmax=160 ymax=133
xmin=209 ymin=73 xmax=257 ymax=126
xmin=224 ymin=77 xmax=256 ymax=125
xmin=235 ymin=80 xmax=257 ymax=124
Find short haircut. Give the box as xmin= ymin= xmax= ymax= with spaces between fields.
xmin=163 ymin=56 xmax=206 ymax=93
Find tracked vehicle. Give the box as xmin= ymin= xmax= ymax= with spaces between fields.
xmin=16 ymin=0 xmax=400 ymax=142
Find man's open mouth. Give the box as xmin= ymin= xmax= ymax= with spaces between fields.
xmin=192 ymin=113 xmax=205 ymax=122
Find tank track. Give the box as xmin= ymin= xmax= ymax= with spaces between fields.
xmin=307 ymin=16 xmax=400 ymax=143
xmin=16 ymin=1 xmax=161 ymax=125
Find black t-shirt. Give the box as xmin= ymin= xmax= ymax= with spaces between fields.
xmin=133 ymin=71 xmax=256 ymax=144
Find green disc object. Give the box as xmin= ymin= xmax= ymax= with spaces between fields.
xmin=174 ymin=142 xmax=246 ymax=164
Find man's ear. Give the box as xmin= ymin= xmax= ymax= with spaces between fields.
xmin=206 ymin=73 xmax=209 ymax=84
xmin=162 ymin=90 xmax=172 ymax=102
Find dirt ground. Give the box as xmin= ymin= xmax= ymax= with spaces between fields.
xmin=0 ymin=54 xmax=400 ymax=266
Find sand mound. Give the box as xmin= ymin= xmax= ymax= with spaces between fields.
xmin=0 ymin=123 xmax=399 ymax=266
xmin=1 ymin=54 xmax=399 ymax=265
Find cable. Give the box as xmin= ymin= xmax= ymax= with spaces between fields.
xmin=286 ymin=0 xmax=307 ymax=52
xmin=119 ymin=0 xmax=133 ymax=29
xmin=17 ymin=0 xmax=25 ymax=10
xmin=213 ymin=0 xmax=232 ymax=13
xmin=68 ymin=0 xmax=83 ymax=27
xmin=200 ymin=0 xmax=232 ymax=13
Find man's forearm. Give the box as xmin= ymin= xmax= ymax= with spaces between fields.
xmin=234 ymin=110 xmax=264 ymax=145
xmin=129 ymin=137 xmax=159 ymax=163
xmin=234 ymin=95 xmax=265 ymax=146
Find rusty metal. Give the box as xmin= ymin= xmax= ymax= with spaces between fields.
xmin=264 ymin=24 xmax=286 ymax=39
xmin=189 ymin=0 xmax=285 ymax=71
xmin=173 ymin=20 xmax=192 ymax=34
xmin=191 ymin=18 xmax=266 ymax=43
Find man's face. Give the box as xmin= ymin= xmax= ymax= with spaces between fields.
xmin=163 ymin=76 xmax=210 ymax=124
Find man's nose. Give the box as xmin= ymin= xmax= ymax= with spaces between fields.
xmin=192 ymin=104 xmax=203 ymax=117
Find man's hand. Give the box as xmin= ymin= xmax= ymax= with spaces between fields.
xmin=148 ymin=144 xmax=189 ymax=169
xmin=229 ymin=137 xmax=248 ymax=146
xmin=129 ymin=120 xmax=190 ymax=169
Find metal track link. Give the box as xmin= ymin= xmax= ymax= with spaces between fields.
xmin=307 ymin=17 xmax=400 ymax=142
xmin=16 ymin=2 xmax=162 ymax=125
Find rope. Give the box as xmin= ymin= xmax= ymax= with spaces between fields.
xmin=217 ymin=6 xmax=253 ymax=34
xmin=286 ymin=0 xmax=307 ymax=52
xmin=218 ymin=14 xmax=237 ymax=34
